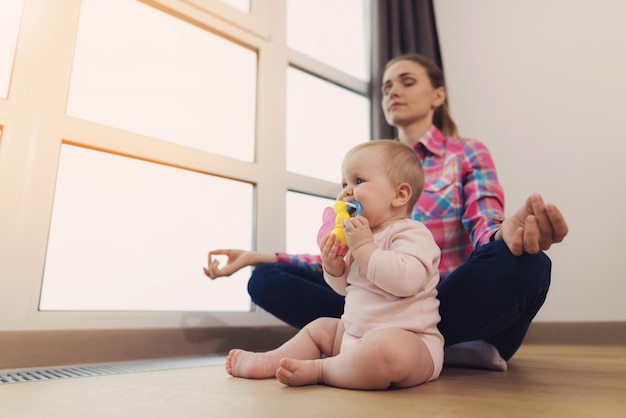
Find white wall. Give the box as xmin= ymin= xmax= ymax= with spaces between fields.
xmin=434 ymin=0 xmax=626 ymax=322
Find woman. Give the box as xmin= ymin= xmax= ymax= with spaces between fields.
xmin=205 ymin=53 xmax=568 ymax=371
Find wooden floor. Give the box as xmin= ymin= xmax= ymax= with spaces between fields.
xmin=1 ymin=344 xmax=624 ymax=418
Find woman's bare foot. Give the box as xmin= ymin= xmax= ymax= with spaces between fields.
xmin=225 ymin=349 xmax=275 ymax=379
xmin=276 ymin=358 xmax=323 ymax=386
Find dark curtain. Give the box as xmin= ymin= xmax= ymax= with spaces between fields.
xmin=370 ymin=0 xmax=443 ymax=140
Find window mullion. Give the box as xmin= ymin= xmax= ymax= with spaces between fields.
xmin=254 ymin=0 xmax=288 ymax=254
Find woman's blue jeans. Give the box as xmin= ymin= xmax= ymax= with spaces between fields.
xmin=247 ymin=240 xmax=551 ymax=361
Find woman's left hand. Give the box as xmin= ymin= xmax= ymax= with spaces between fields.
xmin=499 ymin=193 xmax=569 ymax=256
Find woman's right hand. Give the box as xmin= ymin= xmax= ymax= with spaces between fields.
xmin=203 ymin=249 xmax=278 ymax=279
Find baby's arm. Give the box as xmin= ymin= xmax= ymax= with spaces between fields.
xmin=344 ymin=222 xmax=441 ymax=297
xmin=342 ymin=216 xmax=377 ymax=268
xmin=362 ymin=223 xmax=440 ymax=297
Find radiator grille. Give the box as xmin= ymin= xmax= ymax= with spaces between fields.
xmin=0 ymin=355 xmax=225 ymax=385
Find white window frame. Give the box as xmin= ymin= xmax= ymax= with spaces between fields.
xmin=0 ymin=0 xmax=370 ymax=332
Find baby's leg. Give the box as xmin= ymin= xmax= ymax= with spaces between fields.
xmin=226 ymin=317 xmax=343 ymax=379
xmin=275 ymin=325 xmax=347 ymax=386
xmin=279 ymin=328 xmax=434 ymax=389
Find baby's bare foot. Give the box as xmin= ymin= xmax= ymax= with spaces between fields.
xmin=276 ymin=358 xmax=322 ymax=386
xmin=225 ymin=349 xmax=274 ymax=379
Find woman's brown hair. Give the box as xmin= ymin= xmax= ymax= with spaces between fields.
xmin=385 ymin=53 xmax=459 ymax=138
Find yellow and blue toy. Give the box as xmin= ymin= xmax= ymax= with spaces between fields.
xmin=317 ymin=200 xmax=362 ymax=250
xmin=332 ymin=201 xmax=356 ymax=247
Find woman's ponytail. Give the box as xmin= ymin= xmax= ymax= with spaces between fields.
xmin=434 ymin=102 xmax=458 ymax=138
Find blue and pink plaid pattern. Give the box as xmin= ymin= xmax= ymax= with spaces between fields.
xmin=278 ymin=126 xmax=505 ymax=281
xmin=412 ymin=126 xmax=504 ymax=279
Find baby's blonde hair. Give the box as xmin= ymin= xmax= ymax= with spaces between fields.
xmin=345 ymin=140 xmax=424 ymax=213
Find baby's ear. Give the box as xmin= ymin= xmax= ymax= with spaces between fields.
xmin=393 ymin=183 xmax=412 ymax=207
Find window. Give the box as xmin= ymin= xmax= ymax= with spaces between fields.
xmin=287 ymin=0 xmax=368 ymax=81
xmin=0 ymin=0 xmax=23 ymax=99
xmin=286 ymin=0 xmax=371 ymax=183
xmin=220 ymin=0 xmax=250 ymax=13
xmin=286 ymin=191 xmax=334 ymax=254
xmin=67 ymin=0 xmax=257 ymax=161
xmin=0 ymin=0 xmax=370 ymax=331
xmin=286 ymin=68 xmax=370 ymax=183
xmin=41 ymin=145 xmax=253 ymax=312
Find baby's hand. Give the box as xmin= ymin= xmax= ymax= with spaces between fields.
xmin=319 ymin=233 xmax=345 ymax=277
xmin=342 ymin=216 xmax=374 ymax=253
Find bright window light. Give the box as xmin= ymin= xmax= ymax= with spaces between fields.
xmin=40 ymin=145 xmax=254 ymax=312
xmin=286 ymin=67 xmax=370 ymax=183
xmin=287 ymin=0 xmax=368 ymax=81
xmin=0 ymin=0 xmax=23 ymax=99
xmin=67 ymin=0 xmax=257 ymax=161
xmin=286 ymin=192 xmax=335 ymax=254
xmin=220 ymin=0 xmax=250 ymax=13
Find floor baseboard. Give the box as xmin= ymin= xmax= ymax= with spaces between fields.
xmin=0 ymin=326 xmax=298 ymax=370
xmin=1 ymin=321 xmax=623 ymax=370
xmin=525 ymin=321 xmax=626 ymax=345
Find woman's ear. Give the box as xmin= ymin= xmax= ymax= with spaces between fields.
xmin=432 ymin=86 xmax=446 ymax=109
xmin=392 ymin=183 xmax=412 ymax=207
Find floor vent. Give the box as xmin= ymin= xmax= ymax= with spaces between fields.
xmin=0 ymin=355 xmax=225 ymax=385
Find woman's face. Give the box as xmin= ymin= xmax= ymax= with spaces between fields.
xmin=381 ymin=60 xmax=445 ymax=129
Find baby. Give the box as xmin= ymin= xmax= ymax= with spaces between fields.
xmin=225 ymin=140 xmax=443 ymax=390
